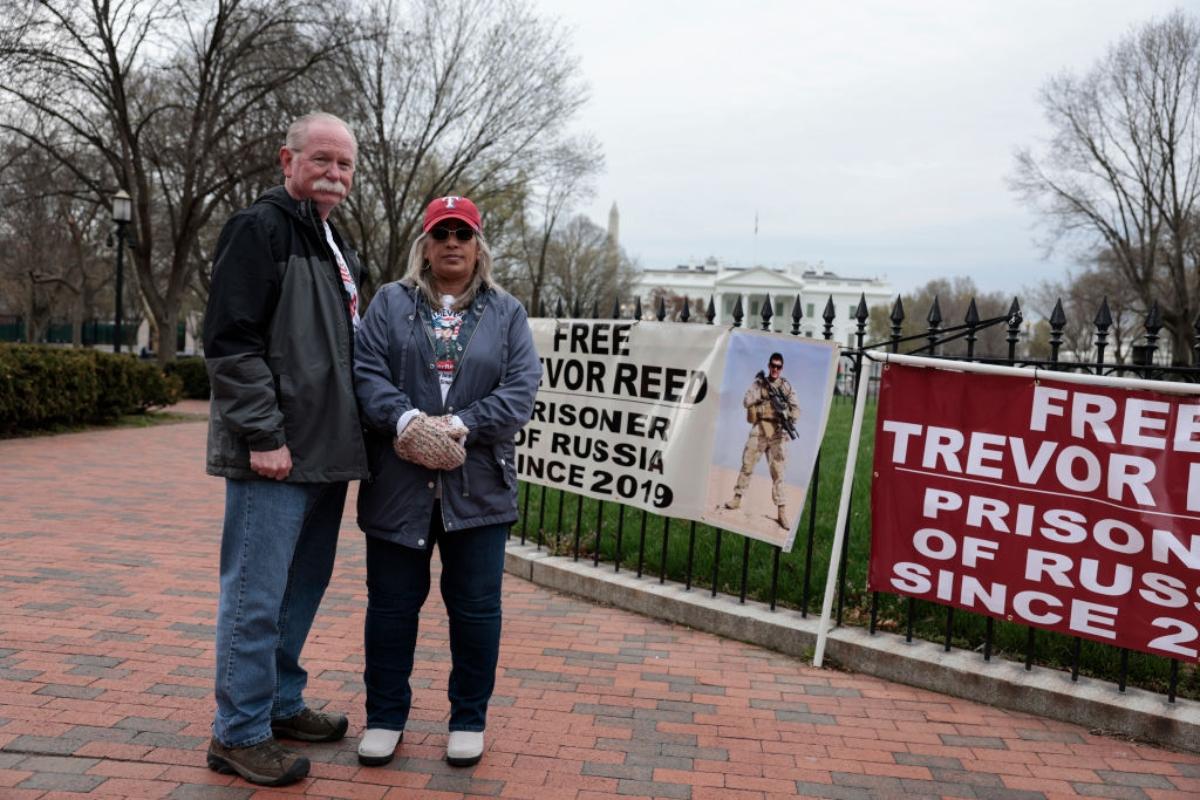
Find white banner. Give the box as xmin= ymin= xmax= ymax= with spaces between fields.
xmin=517 ymin=320 xmax=840 ymax=550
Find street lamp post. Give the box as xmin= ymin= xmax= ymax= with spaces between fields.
xmin=111 ymin=190 xmax=132 ymax=353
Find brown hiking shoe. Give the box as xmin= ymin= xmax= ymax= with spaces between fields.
xmin=777 ymin=505 xmax=789 ymax=530
xmin=207 ymin=737 xmax=309 ymax=786
xmin=271 ymin=707 xmax=349 ymax=743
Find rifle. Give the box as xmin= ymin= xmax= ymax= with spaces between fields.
xmin=755 ymin=371 xmax=798 ymax=440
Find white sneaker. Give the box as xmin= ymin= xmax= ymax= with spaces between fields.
xmin=446 ymin=730 xmax=484 ymax=766
xmin=357 ymin=728 xmax=402 ymax=766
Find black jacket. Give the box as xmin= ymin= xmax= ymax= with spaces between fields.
xmin=203 ymin=186 xmax=368 ymax=482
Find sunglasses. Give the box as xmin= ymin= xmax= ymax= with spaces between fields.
xmin=769 ymin=363 xmax=783 ymax=370
xmin=430 ymin=226 xmax=475 ymax=242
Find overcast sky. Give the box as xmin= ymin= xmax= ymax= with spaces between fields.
xmin=534 ymin=0 xmax=1188 ymax=299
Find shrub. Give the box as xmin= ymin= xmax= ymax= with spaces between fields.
xmin=0 ymin=344 xmax=182 ymax=436
xmin=165 ymin=356 xmax=210 ymax=399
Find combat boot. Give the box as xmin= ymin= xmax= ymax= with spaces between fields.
xmin=777 ymin=505 xmax=789 ymax=529
xmin=724 ymin=495 xmax=741 ymax=510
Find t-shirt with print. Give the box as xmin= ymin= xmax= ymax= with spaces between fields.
xmin=429 ymin=294 xmax=466 ymax=402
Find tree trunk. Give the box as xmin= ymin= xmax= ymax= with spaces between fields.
xmin=1169 ymin=321 xmax=1195 ymax=367
xmin=25 ymin=275 xmax=35 ymax=343
xmin=71 ymin=295 xmax=83 ymax=347
xmin=156 ymin=306 xmax=178 ymax=366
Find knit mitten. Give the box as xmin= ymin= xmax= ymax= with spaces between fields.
xmin=393 ymin=413 xmax=466 ymax=471
xmin=428 ymin=414 xmax=469 ymax=442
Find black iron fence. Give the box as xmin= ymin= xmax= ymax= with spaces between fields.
xmin=0 ymin=317 xmax=190 ymax=352
xmin=514 ymin=292 xmax=1200 ymax=705
xmin=0 ymin=317 xmax=141 ymax=347
xmin=0 ymin=315 xmax=23 ymax=342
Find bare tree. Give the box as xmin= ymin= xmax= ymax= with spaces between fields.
xmin=0 ymin=139 xmax=112 ymax=345
xmin=332 ymin=0 xmax=592 ymax=296
xmin=1012 ymin=9 xmax=1200 ymax=365
xmin=867 ymin=277 xmax=1012 ymax=358
xmin=513 ymin=136 xmax=602 ymax=313
xmin=543 ymin=214 xmax=636 ymax=315
xmin=0 ymin=0 xmax=360 ymax=362
xmin=1032 ymin=254 xmax=1142 ymax=364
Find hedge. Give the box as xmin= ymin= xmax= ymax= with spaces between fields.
xmin=0 ymin=344 xmax=182 ymax=436
xmin=164 ymin=356 xmax=210 ymax=399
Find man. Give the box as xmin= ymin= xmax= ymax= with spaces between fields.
xmin=202 ymin=112 xmax=367 ymax=787
xmin=724 ymin=352 xmax=800 ymax=529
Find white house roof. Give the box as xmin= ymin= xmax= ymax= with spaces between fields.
xmin=712 ymin=266 xmax=804 ymax=290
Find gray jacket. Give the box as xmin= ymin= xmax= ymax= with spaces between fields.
xmin=203 ymin=187 xmax=368 ymax=482
xmin=354 ymin=281 xmax=540 ymax=546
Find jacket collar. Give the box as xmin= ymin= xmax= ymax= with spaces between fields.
xmin=401 ymin=280 xmax=493 ymax=315
xmin=256 ymin=185 xmax=321 ymax=227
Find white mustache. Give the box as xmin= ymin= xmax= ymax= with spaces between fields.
xmin=312 ymin=179 xmax=346 ymax=196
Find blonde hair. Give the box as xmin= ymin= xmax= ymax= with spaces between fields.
xmin=403 ymin=230 xmax=499 ymax=309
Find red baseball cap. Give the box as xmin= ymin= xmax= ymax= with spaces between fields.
xmin=423 ymin=195 xmax=482 ymax=233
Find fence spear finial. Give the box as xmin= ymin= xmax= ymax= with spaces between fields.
xmin=822 ymin=296 xmax=835 ymax=340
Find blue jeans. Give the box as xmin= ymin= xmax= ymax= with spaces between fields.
xmin=212 ymin=479 xmax=347 ymax=747
xmin=364 ymin=507 xmax=507 ymax=733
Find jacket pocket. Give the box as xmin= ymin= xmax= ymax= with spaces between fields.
xmin=460 ymin=445 xmax=504 ymax=501
xmin=495 ymin=444 xmax=515 ymax=491
xmin=365 ymin=432 xmax=385 ymax=481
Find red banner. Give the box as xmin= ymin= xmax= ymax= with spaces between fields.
xmin=869 ymin=362 xmax=1200 ymax=661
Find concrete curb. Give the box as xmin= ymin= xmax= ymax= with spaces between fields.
xmin=504 ymin=542 xmax=1200 ymax=753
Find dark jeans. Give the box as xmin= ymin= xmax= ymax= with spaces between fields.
xmin=364 ymin=507 xmax=508 ymax=732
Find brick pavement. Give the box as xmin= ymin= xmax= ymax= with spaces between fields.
xmin=1 ymin=417 xmax=1199 ymax=799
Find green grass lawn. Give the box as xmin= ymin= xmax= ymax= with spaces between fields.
xmin=516 ymin=393 xmax=1199 ymax=702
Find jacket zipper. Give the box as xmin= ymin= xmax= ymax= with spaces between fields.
xmin=303 ymin=201 xmax=366 ymax=472
xmin=411 ymin=297 xmax=455 ymax=532
xmin=452 ymin=304 xmax=487 ymax=503
xmin=424 ymin=296 xmax=490 ymax=528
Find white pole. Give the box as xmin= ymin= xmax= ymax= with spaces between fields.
xmin=812 ymin=357 xmax=873 ymax=668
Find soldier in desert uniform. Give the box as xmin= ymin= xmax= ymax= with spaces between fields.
xmin=724 ymin=352 xmax=799 ymax=529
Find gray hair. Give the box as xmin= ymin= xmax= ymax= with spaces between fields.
xmin=284 ymin=112 xmax=357 ymax=153
xmin=403 ymin=230 xmax=499 ymax=308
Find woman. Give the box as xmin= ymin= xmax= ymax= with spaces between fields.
xmin=353 ymin=195 xmax=541 ymax=767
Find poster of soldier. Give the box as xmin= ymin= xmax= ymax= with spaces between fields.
xmin=518 ymin=320 xmax=840 ymax=550
xmin=704 ymin=330 xmax=840 ymax=548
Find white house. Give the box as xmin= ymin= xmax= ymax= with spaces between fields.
xmin=633 ymin=260 xmax=893 ymax=347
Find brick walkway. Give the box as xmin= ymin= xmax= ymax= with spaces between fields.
xmin=1 ymin=417 xmax=1199 ymax=799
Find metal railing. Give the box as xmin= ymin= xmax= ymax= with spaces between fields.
xmin=514 ymin=291 xmax=1200 ymax=704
